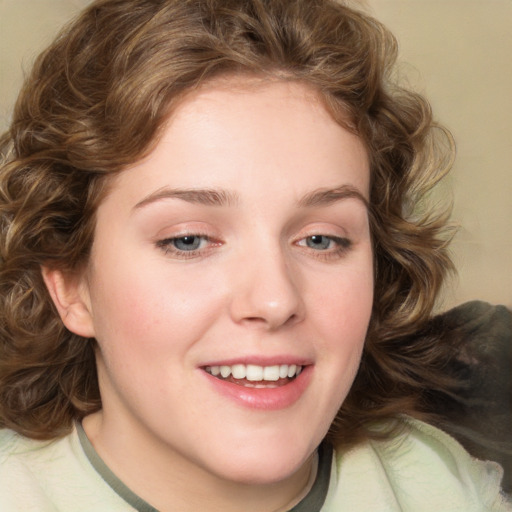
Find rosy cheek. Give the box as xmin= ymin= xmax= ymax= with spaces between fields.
xmin=106 ymin=273 xmax=222 ymax=349
xmin=317 ymin=285 xmax=372 ymax=346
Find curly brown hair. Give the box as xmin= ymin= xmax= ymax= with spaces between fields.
xmin=0 ymin=0 xmax=454 ymax=443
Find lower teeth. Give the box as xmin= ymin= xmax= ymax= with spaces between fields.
xmin=244 ymin=382 xmax=279 ymax=388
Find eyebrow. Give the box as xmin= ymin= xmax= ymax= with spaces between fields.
xmin=297 ymin=185 xmax=369 ymax=209
xmin=133 ymin=184 xmax=368 ymax=210
xmin=134 ymin=187 xmax=240 ymax=209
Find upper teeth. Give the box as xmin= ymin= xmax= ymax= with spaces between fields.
xmin=205 ymin=364 xmax=302 ymax=381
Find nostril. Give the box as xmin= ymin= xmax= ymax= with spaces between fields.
xmin=241 ymin=316 xmax=270 ymax=325
xmin=240 ymin=312 xmax=300 ymax=329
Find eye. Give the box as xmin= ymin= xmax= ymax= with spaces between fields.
xmin=295 ymin=233 xmax=352 ymax=262
xmin=298 ymin=235 xmax=350 ymax=251
xmin=156 ymin=234 xmax=214 ymax=258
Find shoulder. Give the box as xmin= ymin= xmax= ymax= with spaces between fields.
xmin=0 ymin=428 xmax=63 ymax=510
xmin=0 ymin=427 xmax=132 ymax=511
xmin=0 ymin=427 xmax=59 ymax=474
xmin=324 ymin=417 xmax=512 ymax=512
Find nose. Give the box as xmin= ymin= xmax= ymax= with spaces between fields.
xmin=229 ymin=246 xmax=305 ymax=330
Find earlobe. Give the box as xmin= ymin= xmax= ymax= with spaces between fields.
xmin=41 ymin=266 xmax=96 ymax=338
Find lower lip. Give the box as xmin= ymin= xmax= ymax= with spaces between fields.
xmin=202 ymin=366 xmax=313 ymax=410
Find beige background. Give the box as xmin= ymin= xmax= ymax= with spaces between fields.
xmin=1 ymin=0 xmax=511 ymax=309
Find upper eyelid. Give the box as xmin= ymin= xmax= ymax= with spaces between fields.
xmin=153 ymin=219 xmax=356 ymax=242
xmin=292 ymin=226 xmax=350 ymax=242
xmin=154 ymin=224 xmax=216 ymax=240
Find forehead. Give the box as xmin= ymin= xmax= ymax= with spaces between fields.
xmin=107 ymin=77 xmax=369 ymax=206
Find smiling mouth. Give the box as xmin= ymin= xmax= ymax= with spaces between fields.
xmin=204 ymin=364 xmax=303 ymax=388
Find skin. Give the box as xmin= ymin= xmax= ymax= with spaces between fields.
xmin=44 ymin=78 xmax=374 ymax=512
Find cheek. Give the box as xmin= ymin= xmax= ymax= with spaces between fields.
xmin=316 ymin=260 xmax=373 ymax=322
xmin=89 ymin=262 xmax=226 ymax=355
xmin=311 ymin=262 xmax=374 ymax=360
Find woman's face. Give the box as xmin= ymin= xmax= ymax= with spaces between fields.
xmin=70 ymin=79 xmax=373 ymax=487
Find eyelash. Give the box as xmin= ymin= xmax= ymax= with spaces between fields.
xmin=156 ymin=232 xmax=352 ymax=261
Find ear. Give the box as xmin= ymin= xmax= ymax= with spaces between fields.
xmin=41 ymin=266 xmax=96 ymax=338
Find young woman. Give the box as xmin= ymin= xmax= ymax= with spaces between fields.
xmin=0 ymin=0 xmax=509 ymax=510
